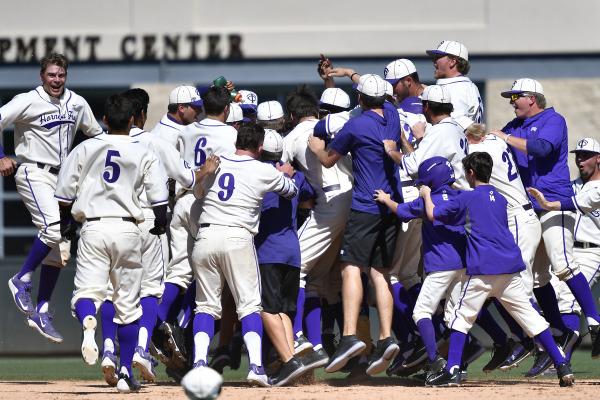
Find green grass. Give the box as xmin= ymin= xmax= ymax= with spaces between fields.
xmin=0 ymin=350 xmax=598 ymax=382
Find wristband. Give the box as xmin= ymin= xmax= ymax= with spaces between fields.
xmin=350 ymin=72 xmax=358 ymax=81
xmin=504 ymin=134 xmax=512 ymax=143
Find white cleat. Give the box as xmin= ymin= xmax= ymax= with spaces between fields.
xmin=81 ymin=315 xmax=98 ymax=365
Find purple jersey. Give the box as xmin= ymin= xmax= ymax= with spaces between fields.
xmin=255 ymin=168 xmax=315 ymax=268
xmin=502 ymin=107 xmax=574 ymax=211
xmin=395 ymin=185 xmax=466 ymax=273
xmin=398 ymin=96 xmax=423 ymax=115
xmin=329 ymin=101 xmax=401 ymax=214
xmin=433 ymin=184 xmax=525 ymax=276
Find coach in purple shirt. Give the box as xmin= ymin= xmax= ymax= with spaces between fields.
xmin=491 ymin=78 xmax=600 ymax=362
xmin=308 ymin=73 xmax=401 ymax=375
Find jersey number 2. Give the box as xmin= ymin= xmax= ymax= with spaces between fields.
xmin=218 ymin=173 xmax=235 ymax=201
xmin=103 ymin=150 xmax=121 ymax=183
xmin=501 ymin=150 xmax=518 ymax=182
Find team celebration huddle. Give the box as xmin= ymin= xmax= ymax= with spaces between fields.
xmin=2 ymin=39 xmax=600 ymax=396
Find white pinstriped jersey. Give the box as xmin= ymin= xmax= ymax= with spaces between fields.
xmin=55 ymin=134 xmax=168 ymax=222
xmin=0 ymin=86 xmax=103 ymax=166
xmin=150 ymin=113 xmax=188 ymax=148
xmin=196 ymin=153 xmax=297 ymax=235
xmin=283 ymin=119 xmax=353 ymax=202
xmin=572 ymin=178 xmax=600 ymax=245
xmin=178 ymin=118 xmax=237 ymax=167
xmin=401 ymin=117 xmax=469 ymax=190
xmin=129 ymin=127 xmax=195 ymax=208
xmin=436 ymin=76 xmax=483 ymax=130
xmin=398 ymin=108 xmax=427 ymax=202
xmin=469 ymin=135 xmax=530 ymax=208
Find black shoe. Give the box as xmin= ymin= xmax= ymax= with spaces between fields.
xmin=366 ymin=337 xmax=400 ymax=376
xmin=590 ymin=325 xmax=600 ymax=359
xmin=525 ymin=348 xmax=553 ymax=377
xmin=557 ymin=330 xmax=579 ymax=358
xmin=159 ymin=321 xmax=186 ymax=366
xmin=463 ymin=336 xmax=485 ymax=365
xmin=209 ymin=345 xmax=231 ymax=373
xmin=294 ymin=334 xmax=313 ymax=356
xmin=165 ymin=366 xmax=186 ymax=383
xmin=229 ymin=330 xmax=243 ymax=370
xmin=301 ymin=348 xmax=329 ymax=370
xmin=425 ymin=367 xmax=460 ymax=387
xmin=556 ymin=362 xmax=574 ymax=387
xmin=482 ymin=341 xmax=512 ymax=373
xmin=322 ymin=333 xmax=337 ymax=357
xmin=402 ymin=336 xmax=428 ymax=368
xmin=325 ymin=335 xmax=366 ymax=373
xmin=386 ymin=353 xmax=405 ymax=376
xmin=499 ymin=338 xmax=535 ymax=371
xmin=269 ymin=357 xmax=307 ymax=387
xmin=425 ymin=355 xmax=447 ymax=381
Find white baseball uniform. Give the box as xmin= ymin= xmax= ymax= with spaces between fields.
xmin=554 ymin=178 xmax=600 ymax=316
xmin=165 ymin=118 xmax=237 ymax=290
xmin=469 ymin=135 xmax=541 ymax=298
xmin=0 ymin=86 xmax=103 ymax=267
xmin=283 ymin=118 xmax=353 ymax=298
xmin=192 ymin=153 xmax=298 ymax=319
xmin=55 ymin=134 xmax=168 ymax=324
xmin=435 ymin=76 xmax=484 ymax=130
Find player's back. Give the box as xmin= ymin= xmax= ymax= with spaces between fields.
xmin=150 ymin=114 xmax=187 ymax=148
xmin=198 ymin=154 xmax=296 ymax=235
xmin=469 ymin=135 xmax=530 ymax=208
xmin=178 ymin=117 xmax=237 ymax=167
xmin=436 ymin=76 xmax=483 ymax=127
xmin=58 ymin=134 xmax=167 ymax=222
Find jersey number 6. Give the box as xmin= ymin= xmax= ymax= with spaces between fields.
xmin=103 ymin=150 xmax=121 ymax=183
xmin=194 ymin=137 xmax=207 ymax=166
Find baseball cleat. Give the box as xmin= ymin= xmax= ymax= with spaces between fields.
xmin=101 ymin=350 xmax=119 ymax=387
xmin=8 ymin=275 xmax=34 ymax=315
xmin=525 ymin=348 xmax=553 ymax=377
xmin=27 ymin=310 xmax=64 ymax=343
xmin=300 ymin=348 xmax=330 ymax=370
xmin=425 ymin=366 xmax=461 ymax=387
xmin=293 ymin=334 xmax=313 ymax=356
xmin=193 ymin=360 xmax=207 ymax=368
xmin=402 ymin=336 xmax=428 ymax=368
xmin=325 ymin=335 xmax=366 ymax=373
xmin=366 ymin=337 xmax=400 ymax=376
xmin=589 ymin=325 xmax=600 ymax=359
xmin=482 ymin=341 xmax=512 ymax=372
xmin=132 ymin=346 xmax=158 ymax=382
xmin=499 ymin=338 xmax=535 ymax=371
xmin=81 ymin=315 xmax=99 ymax=365
xmin=557 ymin=330 xmax=579 ymax=359
xmin=269 ymin=357 xmax=308 ymax=387
xmin=209 ymin=345 xmax=232 ymax=373
xmin=116 ymin=366 xmax=142 ymax=393
xmin=246 ymin=363 xmax=270 ymax=387
xmin=462 ymin=336 xmax=486 ymax=365
xmin=556 ymin=362 xmax=575 ymax=387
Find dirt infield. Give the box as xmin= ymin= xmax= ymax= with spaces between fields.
xmin=1 ymin=379 xmax=599 ymax=400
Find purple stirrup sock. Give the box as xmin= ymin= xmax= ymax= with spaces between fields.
xmin=17 ymin=237 xmax=52 ymax=279
xmin=178 ymin=284 xmax=196 ymax=328
xmin=101 ymin=301 xmax=117 ymax=345
xmin=534 ymin=283 xmax=568 ymax=332
xmin=416 ymin=318 xmax=438 ymax=361
xmin=446 ymin=330 xmax=467 ymax=371
xmin=566 ymin=273 xmax=600 ymax=323
xmin=118 ymin=322 xmax=139 ymax=376
xmin=139 ymin=296 xmax=159 ymax=350
xmin=75 ymin=299 xmax=96 ymax=324
xmin=157 ymin=283 xmax=182 ymax=322
xmin=561 ymin=312 xmax=580 ymax=332
xmin=304 ymin=296 xmax=322 ymax=346
xmin=293 ymin=287 xmax=305 ymax=336
xmin=536 ymin=328 xmax=566 ymax=365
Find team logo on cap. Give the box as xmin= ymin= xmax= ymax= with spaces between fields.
xmin=512 ymin=80 xmax=518 ymax=88
xmin=437 ymin=40 xmax=445 ymax=48
xmin=195 ymin=88 xmax=200 ymax=96
xmin=578 ymin=138 xmax=589 ymax=148
xmin=247 ymin=93 xmax=257 ymax=103
xmin=384 ymin=67 xmax=389 ymax=78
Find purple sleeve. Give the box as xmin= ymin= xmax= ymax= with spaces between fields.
xmin=395 ymin=198 xmax=425 ymax=222
xmin=298 ymin=176 xmax=316 ymax=202
xmin=560 ymin=197 xmax=576 ymax=211
xmin=526 ymin=138 xmax=553 ymax=158
xmin=433 ymin=196 xmax=464 ymax=226
xmin=313 ymin=119 xmax=328 ymax=139
xmin=329 ymin=122 xmax=353 ymax=156
xmin=534 ymin=114 xmax=566 ymax=150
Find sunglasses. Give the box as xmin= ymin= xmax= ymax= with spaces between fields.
xmin=510 ymin=93 xmax=531 ymax=102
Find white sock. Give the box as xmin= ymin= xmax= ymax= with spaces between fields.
xmin=138 ymin=327 xmax=148 ymax=349
xmin=104 ymin=339 xmax=115 ymax=353
xmin=587 ymin=317 xmax=599 ymax=327
xmin=37 ymin=302 xmax=48 ymax=313
xmin=313 ymin=344 xmax=323 ymax=351
xmin=295 ymin=331 xmax=303 ymax=339
xmin=193 ymin=332 xmax=210 ymax=363
xmin=243 ymin=331 xmax=262 ymax=366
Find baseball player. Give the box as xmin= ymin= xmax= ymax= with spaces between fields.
xmin=256 ymin=101 xmax=285 ymax=132
xmin=238 ymin=89 xmax=259 ymax=121
xmin=528 ymin=137 xmax=600 ymax=358
xmin=308 ymin=74 xmax=401 ymax=376
xmin=150 ymin=86 xmax=204 ymax=148
xmin=282 ymin=86 xmax=353 ymax=367
xmin=492 ymin=78 xmax=600 ymax=358
xmin=421 ymin=152 xmax=574 ymax=387
xmin=190 ymin=123 xmax=298 ymax=388
xmin=426 ymin=40 xmax=484 ymax=131
xmin=55 ymin=94 xmax=169 ymax=393
xmin=375 ymin=156 xmax=466 ymax=380
xmin=225 ymin=102 xmax=244 ymax=130
xmin=156 ymin=86 xmax=237 ymax=364
xmin=3 ymin=53 xmax=103 ymax=343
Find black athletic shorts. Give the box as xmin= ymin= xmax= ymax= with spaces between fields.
xmin=339 ymin=209 xmax=399 ymax=269
xmin=259 ymin=263 xmax=300 ymax=315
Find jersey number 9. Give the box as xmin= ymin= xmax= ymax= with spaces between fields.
xmin=103 ymin=150 xmax=121 ymax=183
xmin=218 ymin=173 xmax=235 ymax=201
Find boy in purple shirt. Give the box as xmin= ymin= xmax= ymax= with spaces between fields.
xmin=491 ymin=79 xmax=600 ymax=363
xmin=375 ymin=156 xmax=465 ymax=379
xmin=420 ymin=152 xmax=574 ymax=387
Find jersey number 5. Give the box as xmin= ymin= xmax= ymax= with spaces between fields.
xmin=103 ymin=150 xmax=121 ymax=183
xmin=218 ymin=173 xmax=235 ymax=201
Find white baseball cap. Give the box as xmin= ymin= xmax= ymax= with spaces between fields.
xmin=500 ymin=78 xmax=544 ymax=98
xmin=226 ymin=102 xmax=243 ymax=123
xmin=356 ymin=74 xmax=388 ymax=97
xmin=570 ymin=137 xmax=600 ymax=154
xmin=169 ymin=85 xmax=203 ymax=107
xmin=384 ymin=59 xmax=417 ymax=85
xmin=238 ymin=90 xmax=258 ymax=107
xmin=320 ymin=88 xmax=351 ymax=109
xmin=426 ymin=40 xmax=469 ymax=61
xmin=262 ymin=129 xmax=283 ymax=153
xmin=420 ymin=85 xmax=451 ymax=104
xmin=257 ymin=101 xmax=284 ymax=121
